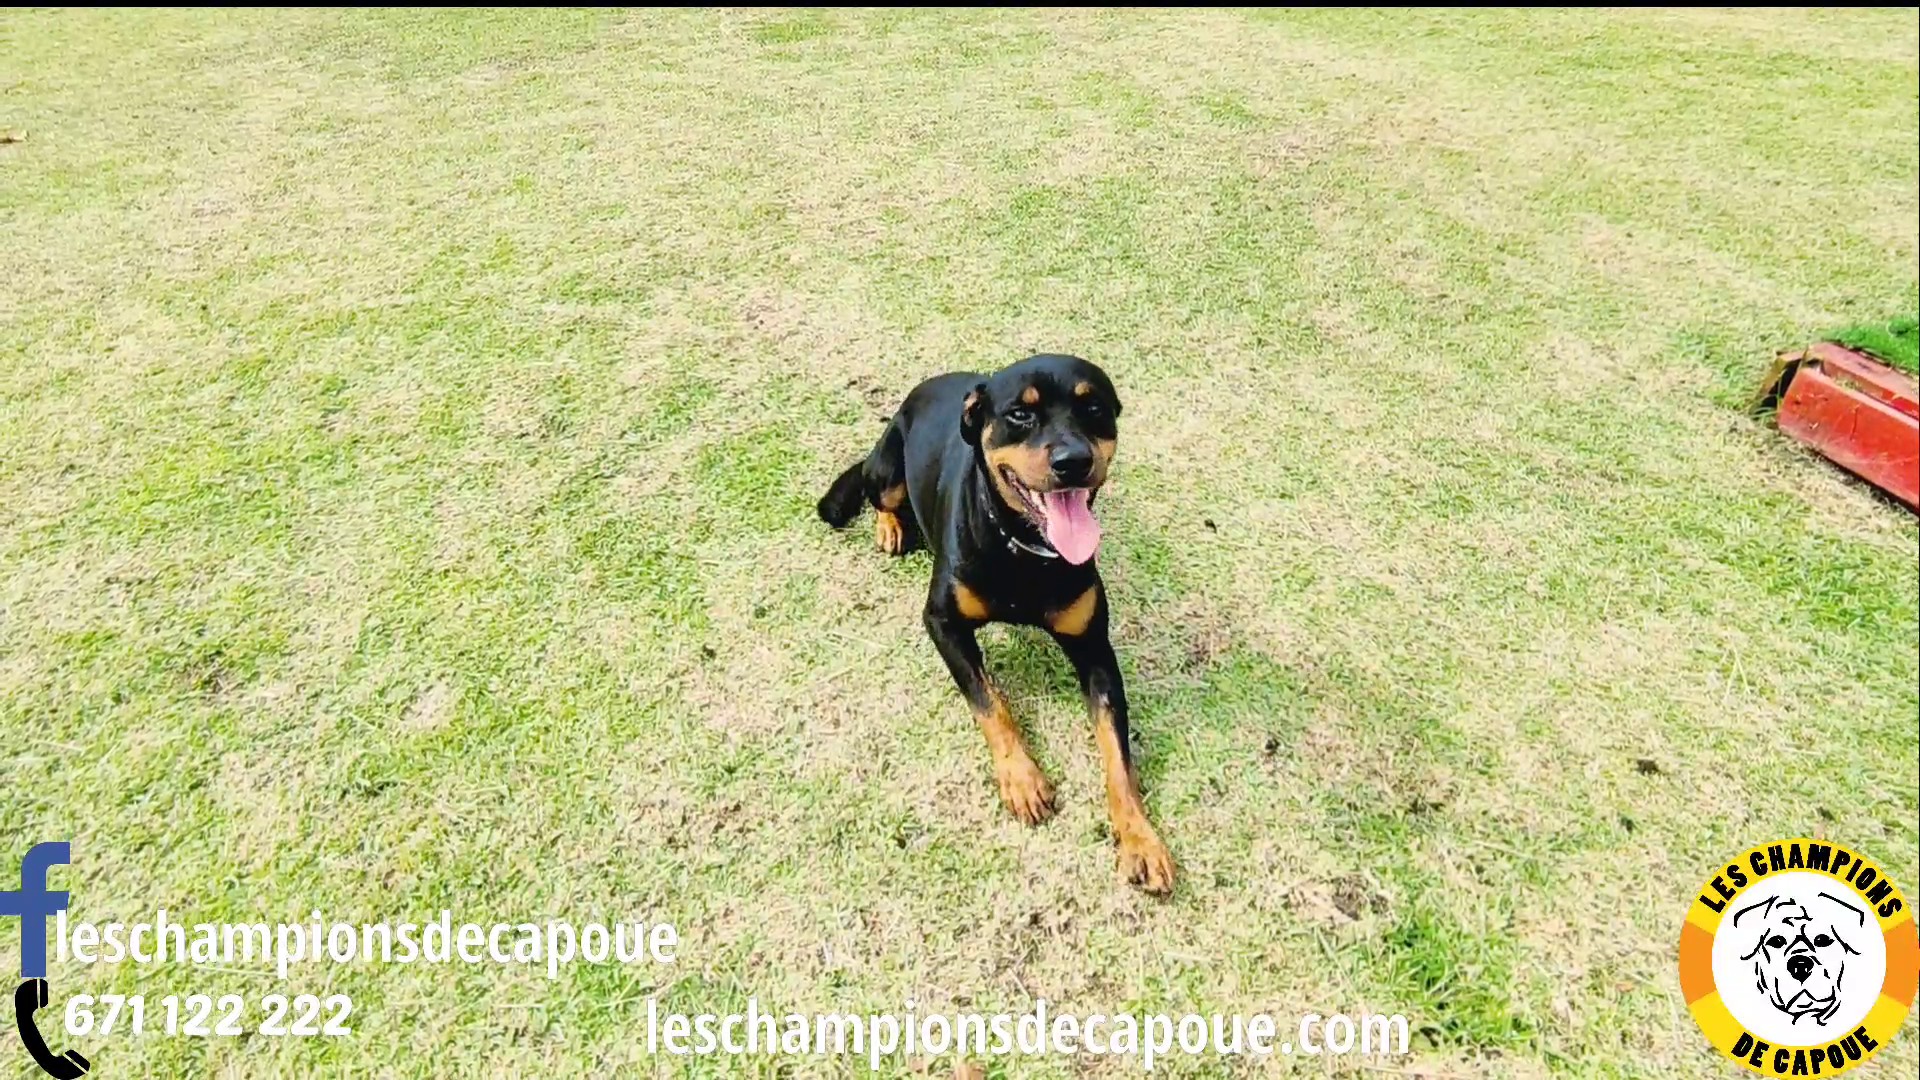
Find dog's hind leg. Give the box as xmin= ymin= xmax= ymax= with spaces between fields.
xmin=863 ymin=415 xmax=915 ymax=556
xmin=871 ymin=481 xmax=915 ymax=556
xmin=818 ymin=413 xmax=916 ymax=555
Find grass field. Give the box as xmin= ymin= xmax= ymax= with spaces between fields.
xmin=1829 ymin=315 xmax=1920 ymax=374
xmin=3 ymin=8 xmax=1917 ymax=1077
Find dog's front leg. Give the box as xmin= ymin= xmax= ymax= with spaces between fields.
xmin=1047 ymin=587 xmax=1174 ymax=896
xmin=923 ymin=585 xmax=1056 ymax=825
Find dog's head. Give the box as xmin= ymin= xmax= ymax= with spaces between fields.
xmin=1734 ymin=892 xmax=1864 ymax=1025
xmin=960 ymin=354 xmax=1122 ymax=565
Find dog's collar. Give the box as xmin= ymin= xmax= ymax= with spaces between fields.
xmin=1003 ymin=531 xmax=1059 ymax=560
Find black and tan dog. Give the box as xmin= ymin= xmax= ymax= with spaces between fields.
xmin=817 ymin=353 xmax=1173 ymax=895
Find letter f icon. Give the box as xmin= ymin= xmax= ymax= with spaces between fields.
xmin=1 ymin=843 xmax=71 ymax=979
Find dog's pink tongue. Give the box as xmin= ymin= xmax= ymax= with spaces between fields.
xmin=1040 ymin=489 xmax=1101 ymax=564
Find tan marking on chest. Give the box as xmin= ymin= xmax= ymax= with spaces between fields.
xmin=953 ymin=582 xmax=991 ymax=621
xmin=1046 ymin=586 xmax=1099 ymax=636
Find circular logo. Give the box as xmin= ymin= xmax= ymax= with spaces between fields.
xmin=1681 ymin=839 xmax=1919 ymax=1076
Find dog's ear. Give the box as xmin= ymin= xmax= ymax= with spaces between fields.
xmin=960 ymin=384 xmax=988 ymax=446
xmin=1737 ymin=897 xmax=1780 ymax=962
xmin=1815 ymin=891 xmax=1868 ymax=927
xmin=1731 ymin=896 xmax=1777 ymax=929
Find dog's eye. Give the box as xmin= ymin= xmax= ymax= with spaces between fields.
xmin=1005 ymin=407 xmax=1036 ymax=427
xmin=1080 ymin=399 xmax=1106 ymax=417
xmin=1767 ymin=935 xmax=1787 ymax=949
xmin=1814 ymin=934 xmax=1832 ymax=947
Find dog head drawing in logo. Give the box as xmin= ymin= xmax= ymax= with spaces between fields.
xmin=1733 ymin=891 xmax=1865 ymax=1025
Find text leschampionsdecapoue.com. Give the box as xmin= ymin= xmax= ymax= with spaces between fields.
xmin=49 ymin=909 xmax=1410 ymax=1070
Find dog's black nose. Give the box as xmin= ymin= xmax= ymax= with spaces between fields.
xmin=1787 ymin=955 xmax=1815 ymax=983
xmin=1050 ymin=443 xmax=1094 ymax=483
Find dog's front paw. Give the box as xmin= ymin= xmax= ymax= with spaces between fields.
xmin=995 ymin=755 xmax=1056 ymax=825
xmin=874 ymin=510 xmax=905 ymax=555
xmin=1117 ymin=826 xmax=1174 ymax=896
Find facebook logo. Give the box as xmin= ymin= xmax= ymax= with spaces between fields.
xmin=1 ymin=843 xmax=72 ymax=979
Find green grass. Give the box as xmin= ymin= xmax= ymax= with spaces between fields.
xmin=1830 ymin=314 xmax=1920 ymax=373
xmin=2 ymin=9 xmax=1917 ymax=1078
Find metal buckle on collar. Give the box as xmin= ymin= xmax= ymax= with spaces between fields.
xmin=1004 ymin=533 xmax=1059 ymax=559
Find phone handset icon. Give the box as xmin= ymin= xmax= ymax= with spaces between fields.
xmin=13 ymin=979 xmax=90 ymax=1079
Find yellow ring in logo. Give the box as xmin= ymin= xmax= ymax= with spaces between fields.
xmin=1680 ymin=838 xmax=1918 ymax=1077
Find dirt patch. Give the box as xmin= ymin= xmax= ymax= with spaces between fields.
xmin=1290 ymin=873 xmax=1390 ymax=929
xmin=403 ymin=681 xmax=458 ymax=733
